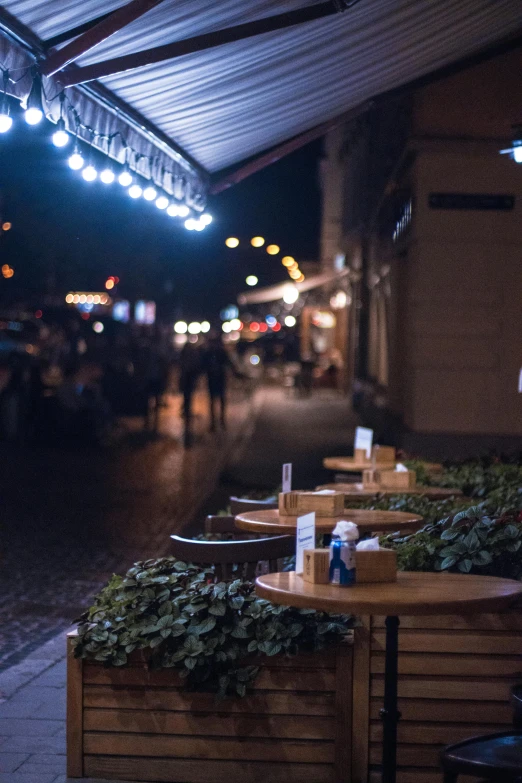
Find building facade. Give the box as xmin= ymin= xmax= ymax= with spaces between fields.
xmin=320 ymin=45 xmax=522 ymax=456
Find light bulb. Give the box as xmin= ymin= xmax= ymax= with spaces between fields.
xmin=513 ymin=145 xmax=522 ymax=164
xmin=143 ymin=185 xmax=157 ymax=201
xmin=68 ymin=150 xmax=84 ymax=170
xmin=201 ymin=213 xmax=212 ymax=225
xmin=100 ymin=167 xmax=115 ymax=184
xmin=155 ymin=195 xmax=169 ymax=210
xmin=167 ymin=204 xmax=179 ymax=217
xmin=52 ymin=119 xmax=69 ymax=147
xmin=178 ymin=205 xmax=189 ymax=217
xmin=118 ymin=169 xmax=132 ymax=187
xmin=0 ymin=112 xmax=12 ymax=133
xmin=24 ymin=107 xmax=43 ymax=125
xmin=185 ymin=218 xmax=197 ymax=230
xmin=82 ymin=165 xmax=98 ymax=182
xmin=194 ymin=220 xmax=205 ymax=231
xmin=128 ymin=184 xmax=142 ymax=199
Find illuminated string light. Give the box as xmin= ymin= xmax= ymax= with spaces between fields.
xmin=143 ymin=185 xmax=157 ymax=201
xmin=266 ymin=244 xmax=280 ymax=255
xmin=251 ymin=236 xmax=265 ymax=247
xmin=24 ymin=71 xmax=44 ymax=125
xmin=156 ymin=195 xmax=169 ymax=210
xmin=82 ymin=164 xmax=97 ymax=182
xmin=68 ymin=145 xmax=84 ymax=171
xmin=128 ymin=184 xmax=142 ymax=199
xmin=225 ymin=237 xmax=239 ymax=248
xmin=118 ymin=166 xmax=133 ymax=187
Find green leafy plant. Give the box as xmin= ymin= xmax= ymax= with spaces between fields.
xmin=383 ymin=504 xmax=522 ymax=579
xmin=74 ymin=557 xmax=351 ymax=697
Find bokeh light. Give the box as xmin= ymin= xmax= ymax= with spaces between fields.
xmin=266 ymin=244 xmax=280 ymax=255
xmin=251 ymin=236 xmax=265 ymax=247
xmin=225 ymin=237 xmax=239 ymax=248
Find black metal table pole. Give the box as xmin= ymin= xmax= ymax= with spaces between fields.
xmin=380 ymin=615 xmax=401 ymax=783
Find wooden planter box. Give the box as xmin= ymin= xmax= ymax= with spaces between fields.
xmin=351 ymin=610 xmax=522 ymax=783
xmin=67 ymin=635 xmax=353 ymax=783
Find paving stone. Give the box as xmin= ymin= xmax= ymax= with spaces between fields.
xmin=0 ymin=698 xmax=48 ymax=720
xmin=0 ymin=720 xmax=62 ymax=737
xmin=0 ymin=773 xmax=58 ymax=783
xmin=15 ymin=755 xmax=66 ymax=774
xmin=2 ymin=737 xmax=65 ymax=755
xmin=0 ymin=753 xmax=29 ymax=773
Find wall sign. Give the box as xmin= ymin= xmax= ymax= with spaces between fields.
xmin=429 ymin=193 xmax=515 ymax=211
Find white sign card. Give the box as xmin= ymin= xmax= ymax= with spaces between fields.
xmin=354 ymin=426 xmax=373 ymax=459
xmin=296 ymin=512 xmax=316 ymax=574
xmin=282 ymin=463 xmax=292 ymax=492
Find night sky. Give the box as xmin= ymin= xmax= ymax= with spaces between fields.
xmin=0 ymin=104 xmax=322 ymax=322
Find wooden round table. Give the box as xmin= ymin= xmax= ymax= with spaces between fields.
xmin=316 ymin=482 xmax=463 ymax=500
xmin=256 ymin=571 xmax=522 ymax=783
xmin=235 ymin=507 xmax=424 ymax=536
xmin=323 ymin=457 xmax=443 ymax=474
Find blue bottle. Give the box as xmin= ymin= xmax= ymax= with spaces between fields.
xmin=329 ymin=521 xmax=359 ymax=586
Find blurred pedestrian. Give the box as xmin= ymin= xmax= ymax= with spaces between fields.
xmin=201 ymin=333 xmax=236 ymax=431
xmin=179 ymin=341 xmax=201 ymax=446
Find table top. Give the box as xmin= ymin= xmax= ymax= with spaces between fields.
xmin=256 ymin=571 xmax=522 ymax=616
xmin=316 ymin=482 xmax=463 ymax=499
xmin=235 ymin=508 xmax=424 ymax=535
xmin=323 ymin=457 xmax=443 ymax=474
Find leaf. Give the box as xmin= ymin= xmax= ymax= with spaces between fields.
xmin=471 ymin=550 xmax=492 ymax=566
xmin=191 ymin=616 xmax=217 ymax=635
xmin=247 ymin=640 xmax=258 ymax=652
xmin=183 ymin=636 xmax=205 ymax=656
xmin=231 ymin=625 xmax=250 ymax=639
xmin=208 ymin=601 xmax=226 ymax=616
xmin=158 ymin=601 xmax=173 ymax=617
xmin=229 ymin=595 xmax=245 ymax=610
xmin=184 ymin=655 xmax=197 ymax=670
xmin=439 ymin=555 xmax=458 ymax=570
xmin=458 ymin=558 xmax=473 ymax=573
xmin=150 ymin=635 xmax=164 ymax=648
xmin=236 ymin=683 xmax=246 ymax=698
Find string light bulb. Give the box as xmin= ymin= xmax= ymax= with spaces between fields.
xmin=24 ymin=71 xmax=44 ymax=125
xmin=155 ymin=195 xmax=169 ymax=210
xmin=143 ymin=185 xmax=157 ymax=201
xmin=178 ymin=205 xmax=190 ymax=218
xmin=201 ymin=213 xmax=212 ymax=225
xmin=167 ymin=204 xmax=179 ymax=217
xmin=68 ymin=145 xmax=84 ymax=170
xmin=52 ymin=118 xmax=69 ymax=147
xmin=100 ymin=166 xmax=115 ymax=184
xmin=128 ymin=184 xmax=142 ymax=199
xmin=118 ymin=166 xmax=132 ymax=187
xmin=82 ymin=164 xmax=98 ymax=182
xmin=185 ymin=218 xmax=197 ymax=230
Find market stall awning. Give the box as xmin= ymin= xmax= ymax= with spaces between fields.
xmin=0 ymin=0 xmax=520 ymax=193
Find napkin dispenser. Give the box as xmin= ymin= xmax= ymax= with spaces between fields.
xmin=279 ymin=490 xmax=344 ymax=517
xmin=302 ymin=549 xmax=330 ymax=584
xmin=362 ymin=467 xmax=416 ymax=490
xmin=355 ymin=547 xmax=397 ymax=583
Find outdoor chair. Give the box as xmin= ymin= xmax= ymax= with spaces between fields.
xmin=170 ymin=534 xmax=294 ymax=581
xmin=229 ymin=496 xmax=277 ymax=515
xmin=440 ymin=685 xmax=522 ymax=782
xmin=204 ymin=515 xmax=240 ymax=535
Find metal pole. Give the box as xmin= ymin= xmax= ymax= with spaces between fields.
xmin=380 ymin=615 xmax=400 ymax=783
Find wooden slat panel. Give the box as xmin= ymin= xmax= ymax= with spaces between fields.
xmin=369 ymin=769 xmax=478 ymax=783
xmin=371 ymin=652 xmax=522 ymax=677
xmin=369 ymin=743 xmax=440 ymax=767
xmin=83 ymin=685 xmax=335 ymax=716
xmin=372 ymin=630 xmax=522 ymax=655
xmin=370 ymin=721 xmax=502 ymax=744
xmin=83 ymin=665 xmax=335 ymax=691
xmin=372 ymin=613 xmax=522 ymax=631
xmin=369 ymin=697 xmax=512 ymax=724
xmin=334 ymin=640 xmax=353 ymax=781
xmin=84 ymin=732 xmax=334 ymax=763
xmin=371 ymin=676 xmax=513 ymax=701
xmin=66 ymin=637 xmax=83 ymax=778
xmin=351 ymin=618 xmax=371 ymax=783
xmin=93 ymin=649 xmax=338 ymax=670
xmin=85 ymin=755 xmax=335 ymax=782
xmin=83 ymin=709 xmax=335 ymax=739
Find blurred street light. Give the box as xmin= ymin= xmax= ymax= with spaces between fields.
xmin=251 ymin=236 xmax=265 ymax=247
xmin=245 ymin=275 xmax=258 ymax=286
xmin=225 ymin=237 xmax=239 ymax=248
xmin=285 ymin=315 xmax=297 ymax=327
xmin=266 ymin=244 xmax=280 ymax=255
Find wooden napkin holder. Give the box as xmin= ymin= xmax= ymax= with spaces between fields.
xmin=355 ymin=548 xmax=397 ymax=583
xmin=279 ymin=491 xmax=344 ymax=518
xmin=372 ymin=445 xmax=396 ymax=464
xmin=362 ymin=468 xmax=416 ymax=491
xmin=303 ymin=549 xmax=330 ymax=584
